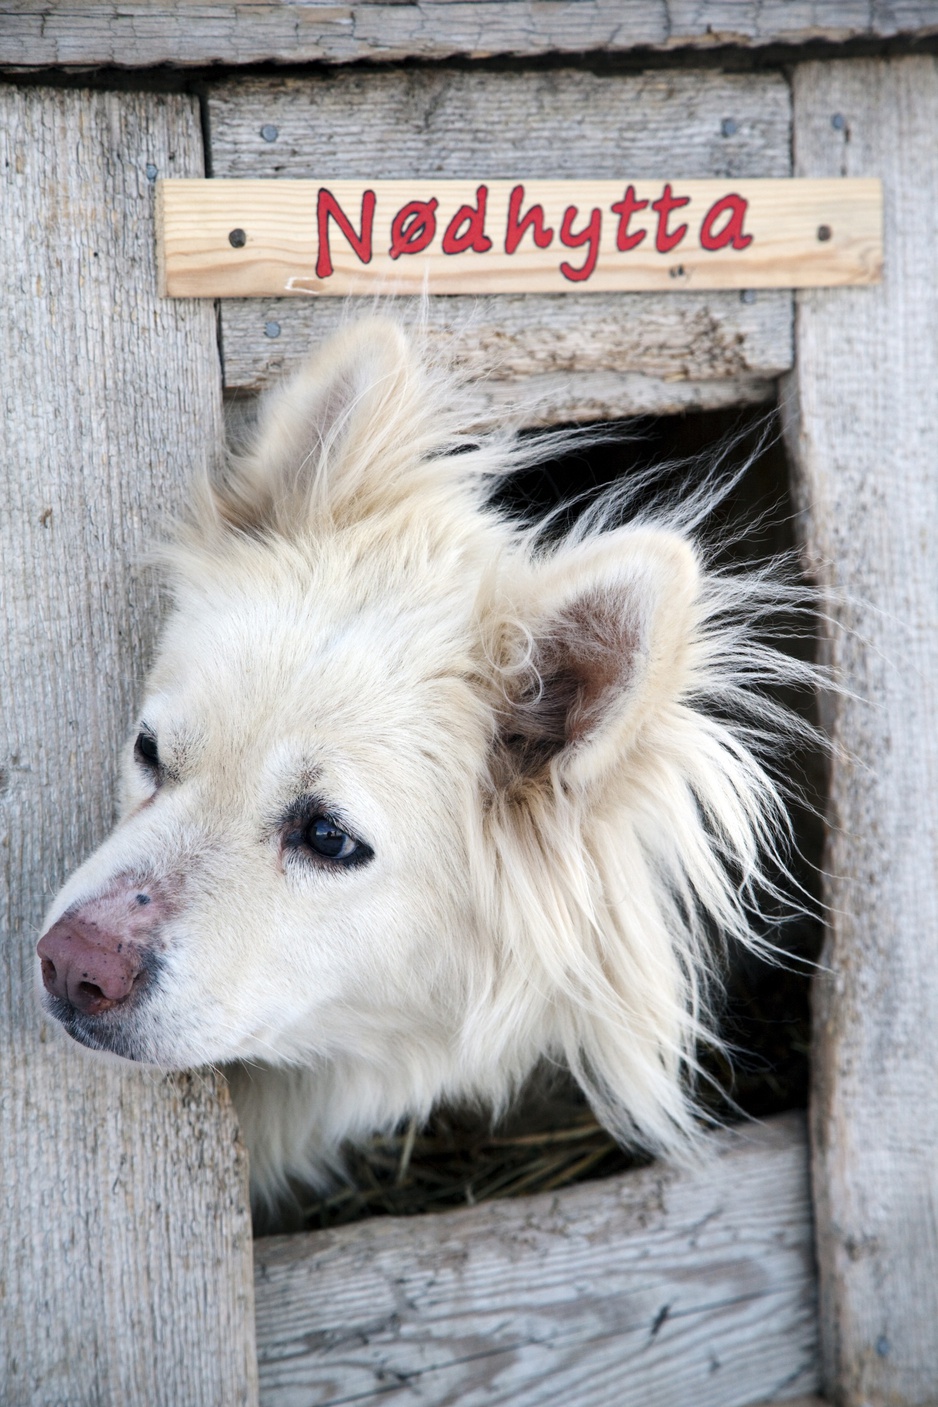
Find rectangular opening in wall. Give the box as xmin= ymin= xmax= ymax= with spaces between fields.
xmin=241 ymin=400 xmax=824 ymax=1238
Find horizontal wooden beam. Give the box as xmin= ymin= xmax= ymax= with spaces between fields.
xmin=221 ymin=286 xmax=792 ymax=391
xmin=253 ymin=1113 xmax=819 ymax=1407
xmin=209 ymin=69 xmax=794 ymax=185
xmin=221 ymin=290 xmax=789 ymax=423
xmin=159 ymin=177 xmax=881 ymax=298
xmin=2 ymin=1 xmax=937 ymax=70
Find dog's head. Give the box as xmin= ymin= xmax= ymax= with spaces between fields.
xmin=37 ymin=319 xmax=787 ymax=1168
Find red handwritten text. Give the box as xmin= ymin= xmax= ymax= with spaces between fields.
xmin=316 ymin=187 xmax=375 ymax=279
xmin=389 ymin=198 xmax=439 ymax=260
xmin=505 ymin=184 xmax=554 ymax=254
xmin=442 ymin=185 xmax=493 ymax=255
xmin=313 ymin=183 xmax=755 ymax=284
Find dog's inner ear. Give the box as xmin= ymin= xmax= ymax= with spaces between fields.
xmin=501 ymin=592 xmax=639 ymax=773
xmin=496 ymin=530 xmax=699 ymax=790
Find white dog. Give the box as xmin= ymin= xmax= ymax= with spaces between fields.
xmin=36 ymin=319 xmax=806 ymax=1212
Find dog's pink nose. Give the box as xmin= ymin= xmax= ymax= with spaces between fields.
xmin=38 ymin=916 xmax=145 ymax=1016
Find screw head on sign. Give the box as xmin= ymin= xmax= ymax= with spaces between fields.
xmin=260 ymin=124 xmax=279 ymax=143
xmin=817 ymin=225 xmax=832 ymax=242
xmin=264 ymin=321 xmax=281 ymax=339
xmin=229 ymin=229 xmax=247 ymax=248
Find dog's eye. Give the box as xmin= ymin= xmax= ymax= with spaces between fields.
xmin=282 ymin=802 xmax=373 ymax=869
xmin=305 ymin=817 xmax=361 ymax=862
xmin=135 ymin=731 xmax=160 ymax=769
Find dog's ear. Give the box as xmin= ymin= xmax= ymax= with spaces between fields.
xmin=212 ymin=318 xmax=440 ymax=536
xmin=496 ymin=528 xmax=699 ymax=791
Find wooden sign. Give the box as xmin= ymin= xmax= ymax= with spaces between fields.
xmin=157 ymin=178 xmax=882 ymax=297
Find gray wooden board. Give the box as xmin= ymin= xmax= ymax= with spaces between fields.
xmin=2 ymin=1 xmax=937 ymax=68
xmin=220 ymin=290 xmax=789 ymax=417
xmin=212 ymin=69 xmax=793 ymax=415
xmin=209 ymin=69 xmax=792 ymax=181
xmin=782 ymin=57 xmax=938 ymax=1406
xmin=225 ymin=369 xmax=777 ymax=441
xmin=253 ymin=1113 xmax=819 ymax=1407
xmin=0 ymin=86 xmax=258 ymax=1407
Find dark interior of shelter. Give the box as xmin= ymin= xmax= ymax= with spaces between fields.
xmin=274 ymin=403 xmax=826 ymax=1236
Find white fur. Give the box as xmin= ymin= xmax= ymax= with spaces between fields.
xmin=39 ymin=318 xmax=815 ymax=1213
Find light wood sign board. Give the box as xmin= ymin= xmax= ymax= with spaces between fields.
xmin=158 ymin=178 xmax=882 ymax=297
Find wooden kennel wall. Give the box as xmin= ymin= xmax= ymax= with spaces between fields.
xmin=2 ymin=8 xmax=937 ymax=1407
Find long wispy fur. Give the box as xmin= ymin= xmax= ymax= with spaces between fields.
xmin=39 ymin=317 xmax=819 ymax=1216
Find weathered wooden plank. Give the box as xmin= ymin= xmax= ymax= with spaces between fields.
xmin=464 ymin=368 xmax=777 ymax=424
xmin=226 ymin=367 xmax=776 ymax=438
xmin=2 ymin=0 xmax=937 ymax=69
xmin=222 ymin=290 xmax=790 ymax=411
xmin=0 ymin=86 xmax=258 ymax=1407
xmin=213 ymin=69 xmax=794 ymax=409
xmin=783 ymin=57 xmax=938 ymax=1406
xmin=253 ymin=1114 xmax=819 ymax=1407
xmin=209 ymin=69 xmax=792 ymax=183
xmin=160 ymin=176 xmax=881 ymax=298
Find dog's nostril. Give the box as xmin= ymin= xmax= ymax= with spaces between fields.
xmin=77 ymin=980 xmax=107 ymax=1004
xmin=40 ymin=957 xmax=58 ymax=989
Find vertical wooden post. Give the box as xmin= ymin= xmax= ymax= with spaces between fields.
xmin=784 ymin=58 xmax=938 ymax=1406
xmin=0 ymin=87 xmax=258 ymax=1405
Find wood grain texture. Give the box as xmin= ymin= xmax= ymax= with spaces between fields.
xmin=460 ymin=368 xmax=777 ymax=424
xmin=2 ymin=0 xmax=937 ymax=69
xmin=160 ymin=177 xmax=881 ymax=298
xmin=209 ymin=69 xmax=792 ymax=183
xmin=253 ymin=1114 xmax=819 ymax=1407
xmin=226 ymin=367 xmax=777 ymax=440
xmin=213 ymin=69 xmax=794 ymax=411
xmin=221 ymin=289 xmax=790 ymax=417
xmin=0 ymin=86 xmax=258 ymax=1407
xmin=782 ymin=57 xmax=938 ymax=1406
